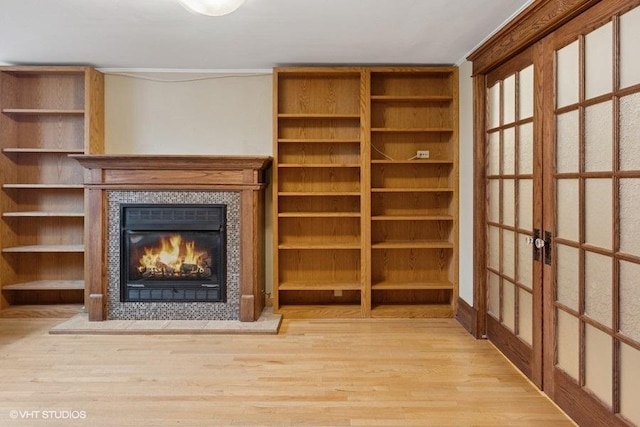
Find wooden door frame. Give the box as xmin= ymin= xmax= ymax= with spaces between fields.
xmin=468 ymin=0 xmax=602 ymax=76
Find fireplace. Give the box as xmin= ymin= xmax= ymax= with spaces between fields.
xmin=71 ymin=155 xmax=272 ymax=321
xmin=120 ymin=204 xmax=226 ymax=303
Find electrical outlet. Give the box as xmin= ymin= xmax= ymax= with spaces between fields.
xmin=416 ymin=150 xmax=430 ymax=159
xmin=334 ymin=290 xmax=343 ymax=297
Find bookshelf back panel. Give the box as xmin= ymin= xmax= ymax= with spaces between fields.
xmin=278 ymin=167 xmax=360 ymax=193
xmin=371 ymin=248 xmax=453 ymax=283
xmin=371 ymin=102 xmax=453 ymax=129
xmin=0 ymin=256 xmax=17 ymax=287
xmin=5 ymin=289 xmax=84 ymax=305
xmin=279 ymin=249 xmax=360 ymax=283
xmin=6 ymin=188 xmax=84 ymax=212
xmin=371 ymin=163 xmax=453 ymax=189
xmin=3 ymin=72 xmax=85 ymax=110
xmin=6 ymin=252 xmax=84 ymax=282
xmin=372 ymin=192 xmax=453 ymax=216
xmin=278 ymin=118 xmax=360 ymax=140
xmin=278 ymin=74 xmax=361 ymax=115
xmin=279 ymin=217 xmax=360 ymax=245
xmin=12 ymin=116 xmax=85 ymax=150
xmin=278 ymin=195 xmax=360 ymax=214
xmin=14 ymin=153 xmax=84 ymax=184
xmin=279 ymin=290 xmax=361 ymax=305
xmin=372 ymin=220 xmax=453 ymax=244
xmin=372 ymin=289 xmax=451 ymax=305
xmin=9 ymin=217 xmax=84 ymax=246
xmin=278 ymin=142 xmax=360 ymax=165
xmin=371 ymin=133 xmax=453 ymax=161
xmin=371 ymin=72 xmax=454 ymax=97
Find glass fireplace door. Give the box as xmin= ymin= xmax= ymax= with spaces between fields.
xmin=120 ymin=204 xmax=226 ymax=303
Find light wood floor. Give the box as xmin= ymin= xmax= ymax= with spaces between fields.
xmin=0 ymin=315 xmax=575 ymax=426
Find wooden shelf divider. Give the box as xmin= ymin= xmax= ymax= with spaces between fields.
xmin=3 ymin=184 xmax=85 ymax=189
xmin=3 ymin=280 xmax=84 ymax=291
xmin=2 ymin=108 xmax=84 ymax=115
xmin=2 ymin=244 xmax=85 ymax=253
xmin=3 ymin=148 xmax=85 ymax=154
xmin=3 ymin=212 xmax=84 ymax=217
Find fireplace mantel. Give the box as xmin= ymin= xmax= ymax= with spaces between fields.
xmin=72 ymin=154 xmax=272 ymax=322
xmin=72 ymin=154 xmax=272 ymax=188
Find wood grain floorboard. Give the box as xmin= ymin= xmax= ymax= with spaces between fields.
xmin=0 ymin=317 xmax=575 ymax=426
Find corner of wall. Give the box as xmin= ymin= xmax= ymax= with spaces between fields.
xmin=458 ymin=60 xmax=475 ymax=307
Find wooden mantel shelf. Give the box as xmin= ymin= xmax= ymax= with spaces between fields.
xmin=71 ymin=154 xmax=272 ymax=189
xmin=71 ymin=154 xmax=272 ymax=171
xmin=73 ymin=154 xmax=273 ymax=323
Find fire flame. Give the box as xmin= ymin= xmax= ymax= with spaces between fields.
xmin=137 ymin=234 xmax=207 ymax=276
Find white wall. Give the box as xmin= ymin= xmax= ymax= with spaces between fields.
xmin=458 ymin=61 xmax=475 ymax=305
xmin=105 ymin=73 xmax=272 ymax=154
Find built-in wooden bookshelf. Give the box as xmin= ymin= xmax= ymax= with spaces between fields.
xmin=0 ymin=66 xmax=104 ymax=312
xmin=273 ymin=66 xmax=458 ymax=318
xmin=273 ymin=68 xmax=364 ymax=318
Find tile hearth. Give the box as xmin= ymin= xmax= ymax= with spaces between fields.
xmin=50 ymin=307 xmax=281 ymax=335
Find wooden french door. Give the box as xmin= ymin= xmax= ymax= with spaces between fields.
xmin=541 ymin=1 xmax=640 ymax=425
xmin=482 ymin=1 xmax=640 ymax=425
xmin=484 ymin=48 xmax=542 ymax=387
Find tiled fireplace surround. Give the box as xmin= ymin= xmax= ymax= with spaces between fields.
xmin=72 ymin=155 xmax=272 ymax=322
xmin=106 ymin=190 xmax=240 ymax=320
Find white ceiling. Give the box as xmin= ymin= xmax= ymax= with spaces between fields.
xmin=0 ymin=0 xmax=531 ymax=71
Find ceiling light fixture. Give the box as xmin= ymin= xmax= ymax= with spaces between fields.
xmin=179 ymin=0 xmax=246 ymax=16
